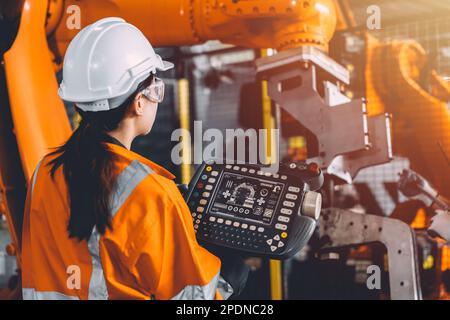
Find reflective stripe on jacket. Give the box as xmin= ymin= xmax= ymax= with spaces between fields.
xmin=21 ymin=143 xmax=232 ymax=300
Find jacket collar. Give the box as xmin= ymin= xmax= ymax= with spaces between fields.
xmin=105 ymin=143 xmax=175 ymax=180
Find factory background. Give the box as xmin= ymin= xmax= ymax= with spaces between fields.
xmin=0 ymin=0 xmax=449 ymax=300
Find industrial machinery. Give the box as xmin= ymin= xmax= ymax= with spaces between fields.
xmin=255 ymin=45 xmax=393 ymax=182
xmin=398 ymin=169 xmax=450 ymax=213
xmin=399 ymin=169 xmax=450 ymax=242
xmin=0 ymin=0 xmax=449 ymax=300
xmin=184 ymin=160 xmax=323 ymax=258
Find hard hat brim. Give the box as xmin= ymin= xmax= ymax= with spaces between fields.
xmin=157 ymin=56 xmax=174 ymax=72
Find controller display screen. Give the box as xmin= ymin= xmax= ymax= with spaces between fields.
xmin=208 ymin=172 xmax=285 ymax=225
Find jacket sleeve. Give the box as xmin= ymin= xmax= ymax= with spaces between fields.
xmin=131 ymin=181 xmax=232 ymax=300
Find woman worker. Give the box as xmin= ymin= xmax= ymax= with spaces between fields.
xmin=21 ymin=17 xmax=248 ymax=300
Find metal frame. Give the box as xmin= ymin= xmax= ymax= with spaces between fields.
xmin=255 ymin=46 xmax=392 ymax=182
xmin=319 ymin=208 xmax=422 ymax=300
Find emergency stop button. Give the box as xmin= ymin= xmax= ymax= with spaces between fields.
xmin=301 ymin=191 xmax=322 ymax=220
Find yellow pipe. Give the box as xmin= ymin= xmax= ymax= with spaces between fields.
xmin=178 ymin=79 xmax=192 ymax=185
xmin=261 ymin=49 xmax=282 ymax=300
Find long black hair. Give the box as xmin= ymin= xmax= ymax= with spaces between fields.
xmin=48 ymin=74 xmax=154 ymax=241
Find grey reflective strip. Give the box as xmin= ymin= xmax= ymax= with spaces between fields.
xmin=87 ymin=229 xmax=108 ymax=300
xmin=217 ymin=276 xmax=234 ymax=300
xmin=31 ymin=159 xmax=43 ymax=197
xmin=22 ymin=288 xmax=79 ymax=300
xmin=171 ymin=272 xmax=221 ymax=300
xmin=87 ymin=160 xmax=153 ymax=300
xmin=109 ymin=160 xmax=154 ymax=218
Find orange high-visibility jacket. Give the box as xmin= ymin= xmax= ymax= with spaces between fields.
xmin=21 ymin=143 xmax=232 ymax=300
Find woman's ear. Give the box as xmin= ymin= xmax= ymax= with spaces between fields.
xmin=133 ymin=93 xmax=145 ymax=116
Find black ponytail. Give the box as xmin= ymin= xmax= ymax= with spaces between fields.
xmin=48 ymin=74 xmax=154 ymax=241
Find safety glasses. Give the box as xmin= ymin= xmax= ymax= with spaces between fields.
xmin=141 ymin=77 xmax=165 ymax=103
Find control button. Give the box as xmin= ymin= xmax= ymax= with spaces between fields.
xmin=217 ymin=218 xmax=224 ymax=224
xmin=270 ymin=246 xmax=277 ymax=252
xmin=249 ymin=225 xmax=256 ymax=231
xmin=205 ymin=185 xmax=213 ymax=190
xmin=263 ymin=209 xmax=273 ymax=218
xmin=222 ymin=190 xmax=231 ymax=199
xmin=199 ymin=199 xmax=207 ymax=205
xmin=241 ymin=224 xmax=248 ymax=229
xmin=202 ymin=192 xmax=210 ymax=197
xmin=273 ymin=235 xmax=280 ymax=241
xmin=201 ymin=175 xmax=208 ymax=180
xmin=254 ymin=207 xmax=263 ymax=215
xmin=260 ymin=189 xmax=269 ymax=197
xmin=275 ymin=223 xmax=287 ymax=231
xmin=226 ymin=165 xmax=232 ymax=169
xmin=208 ymin=178 xmax=216 ymax=183
xmin=283 ymin=201 xmax=295 ymax=208
xmin=233 ymin=222 xmax=240 ymax=227
xmin=257 ymin=227 xmax=265 ymax=233
xmin=241 ymin=167 xmax=248 ymax=172
xmin=288 ymin=186 xmax=300 ymax=193
xmin=281 ymin=208 xmax=292 ymax=215
xmin=206 ymin=166 xmax=212 ymax=172
xmin=281 ymin=232 xmax=288 ymax=239
xmin=278 ymin=216 xmax=290 ymax=223
xmin=211 ymin=171 xmax=219 ymax=176
xmin=233 ymin=166 xmax=240 ymax=170
xmin=196 ymin=207 xmax=204 ymax=213
xmin=209 ymin=217 xmax=216 ymax=222
xmin=286 ymin=193 xmax=298 ymax=200
xmin=267 ymin=239 xmax=273 ymax=245
xmin=301 ymin=191 xmax=322 ymax=220
xmin=225 ymin=220 xmax=232 ymax=226
xmin=249 ymin=169 xmax=255 ymax=174
xmin=256 ymin=198 xmax=266 ymax=206
xmin=281 ymin=175 xmax=287 ymax=180
xmin=278 ymin=241 xmax=285 ymax=248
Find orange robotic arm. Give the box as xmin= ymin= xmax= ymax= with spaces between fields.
xmin=366 ymin=36 xmax=450 ymax=197
xmin=51 ymin=0 xmax=337 ymax=56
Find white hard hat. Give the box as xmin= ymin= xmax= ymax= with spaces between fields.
xmin=58 ymin=17 xmax=174 ymax=112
